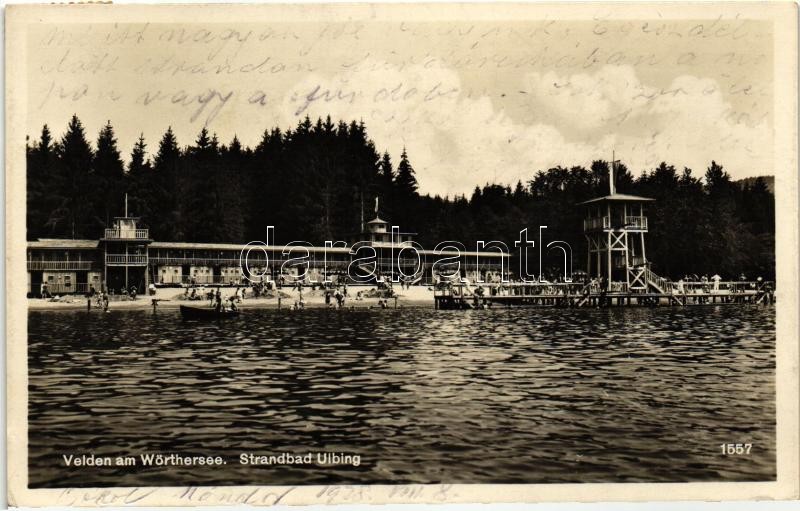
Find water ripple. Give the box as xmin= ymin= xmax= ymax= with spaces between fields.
xmin=28 ymin=306 xmax=775 ymax=487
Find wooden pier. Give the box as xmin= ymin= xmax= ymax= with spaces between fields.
xmin=433 ymin=281 xmax=775 ymax=310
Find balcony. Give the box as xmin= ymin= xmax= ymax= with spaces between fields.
xmin=624 ymin=216 xmax=648 ymax=231
xmin=27 ymin=260 xmax=94 ymax=271
xmin=150 ymin=257 xmax=250 ymax=267
xmin=583 ymin=216 xmax=610 ymax=232
xmin=583 ymin=216 xmax=648 ymax=232
xmin=103 ymin=228 xmax=149 ymax=240
xmin=106 ymin=254 xmax=148 ymax=266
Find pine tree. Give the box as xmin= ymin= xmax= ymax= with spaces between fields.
xmin=248 ymin=127 xmax=284 ymax=240
xmin=129 ymin=135 xmax=149 ymax=176
xmin=181 ymin=128 xmax=224 ymax=241
xmin=378 ymin=151 xmax=394 ymax=218
xmin=218 ymin=135 xmax=246 ymax=241
xmin=704 ymin=160 xmax=734 ymax=197
xmin=151 ymin=127 xmax=182 ymax=240
xmin=27 ymin=125 xmax=57 ymax=240
xmin=701 ymin=161 xmax=747 ymax=276
xmin=395 ymin=147 xmax=418 ymax=196
xmin=127 ymin=134 xmax=153 ymax=222
xmin=51 ymin=115 xmax=95 ymax=238
xmin=389 ymin=147 xmax=419 ymax=237
xmin=93 ymin=120 xmax=126 ymax=227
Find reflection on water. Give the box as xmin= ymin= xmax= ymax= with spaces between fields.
xmin=28 ymin=306 xmax=775 ymax=487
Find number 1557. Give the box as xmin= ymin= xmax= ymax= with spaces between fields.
xmin=720 ymin=443 xmax=752 ymax=455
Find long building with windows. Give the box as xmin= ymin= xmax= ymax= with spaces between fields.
xmin=26 ymin=211 xmax=509 ymax=296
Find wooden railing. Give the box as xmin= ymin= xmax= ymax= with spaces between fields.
xmin=584 ymin=216 xmax=648 ymax=231
xmin=674 ymin=280 xmax=773 ymax=294
xmin=624 ymin=216 xmax=648 ymax=230
xmin=104 ymin=228 xmax=149 ymax=240
xmin=583 ymin=216 xmax=610 ymax=231
xmin=27 ymin=260 xmax=94 ymax=271
xmin=644 ymin=266 xmax=672 ymax=293
xmin=609 ymin=281 xmax=629 ymax=292
xmin=37 ymin=283 xmax=90 ymax=295
xmin=106 ymin=254 xmax=148 ymax=265
xmin=150 ymin=257 xmax=506 ymax=273
xmin=151 ymin=257 xmax=248 ymax=266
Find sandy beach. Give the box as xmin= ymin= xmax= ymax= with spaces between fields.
xmin=27 ymin=285 xmax=437 ymax=311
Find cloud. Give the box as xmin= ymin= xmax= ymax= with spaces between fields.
xmin=522 ymin=66 xmax=771 ymax=179
xmin=274 ymin=61 xmax=771 ymax=196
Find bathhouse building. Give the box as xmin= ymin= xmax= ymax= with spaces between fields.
xmin=26 ymin=208 xmax=509 ymax=296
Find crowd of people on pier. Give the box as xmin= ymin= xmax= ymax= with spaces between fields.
xmin=435 ymin=270 xmax=776 ymax=303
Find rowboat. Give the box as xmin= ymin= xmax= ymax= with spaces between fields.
xmin=179 ymin=305 xmax=240 ymax=320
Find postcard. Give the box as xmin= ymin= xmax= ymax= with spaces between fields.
xmin=5 ymin=2 xmax=799 ymax=506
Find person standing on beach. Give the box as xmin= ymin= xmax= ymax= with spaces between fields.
xmin=214 ymin=290 xmax=222 ymax=312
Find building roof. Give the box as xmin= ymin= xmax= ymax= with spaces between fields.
xmin=152 ymin=241 xmax=508 ymax=258
xmin=578 ymin=193 xmax=655 ymax=205
xmin=28 ymin=239 xmax=99 ymax=249
xmin=28 ymin=239 xmax=507 ymax=258
xmin=151 ymin=241 xmax=356 ymax=254
xmin=367 ymin=217 xmax=388 ymax=224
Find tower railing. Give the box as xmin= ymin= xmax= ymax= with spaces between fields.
xmin=583 ymin=216 xmax=610 ymax=231
xmin=624 ymin=216 xmax=648 ymax=230
xmin=104 ymin=228 xmax=149 ymax=240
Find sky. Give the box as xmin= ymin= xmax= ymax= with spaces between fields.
xmin=25 ymin=11 xmax=774 ymax=197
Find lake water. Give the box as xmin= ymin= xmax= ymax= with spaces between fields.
xmin=28 ymin=305 xmax=775 ymax=487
